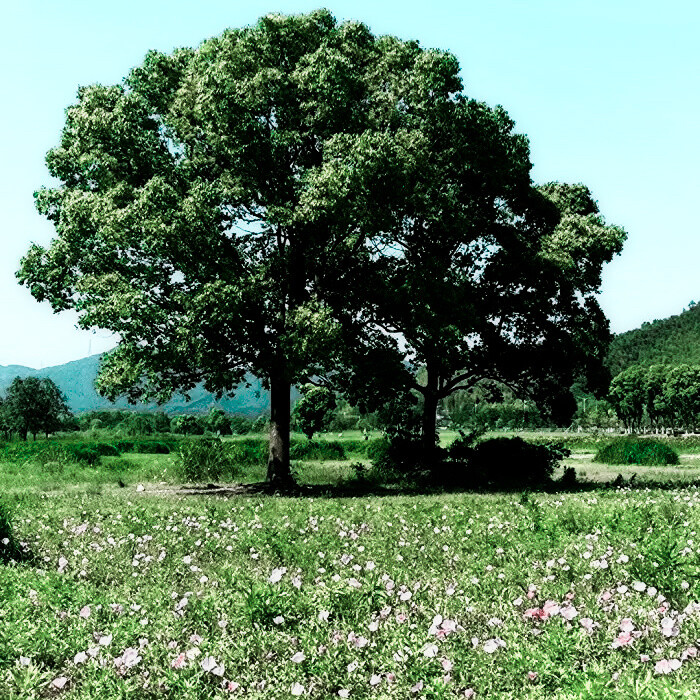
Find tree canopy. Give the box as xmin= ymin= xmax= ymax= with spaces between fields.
xmin=18 ymin=10 xmax=470 ymax=484
xmin=312 ymin=110 xmax=626 ymax=445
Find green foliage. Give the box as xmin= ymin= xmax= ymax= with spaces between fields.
xmin=289 ymin=440 xmax=345 ymax=461
xmin=365 ymin=436 xmax=390 ymax=463
xmin=227 ymin=439 xmax=269 ymax=468
xmin=1 ymin=376 xmax=72 ymax=440
xmin=170 ymin=415 xmax=204 ymax=436
xmin=608 ymin=363 xmax=700 ymax=432
xmin=203 ymin=408 xmax=232 ymax=436
xmin=293 ymin=384 xmax=336 ymax=440
xmin=369 ymin=436 xmax=444 ymax=484
xmin=608 ymin=365 xmax=647 ymax=431
xmin=595 ymin=437 xmax=679 ymax=466
xmin=0 ymin=499 xmax=26 ymax=564
xmin=177 ymin=438 xmax=237 ymax=482
xmin=64 ymin=445 xmax=102 ymax=466
xmin=134 ymin=441 xmax=172 ymax=454
xmin=229 ymin=415 xmax=253 ymax=435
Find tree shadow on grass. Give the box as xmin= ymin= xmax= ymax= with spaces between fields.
xmin=167 ymin=471 xmax=700 ymax=500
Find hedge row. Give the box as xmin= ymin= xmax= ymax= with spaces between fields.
xmin=0 ymin=438 xmax=182 ymax=465
xmin=0 ymin=435 xmax=383 ymax=468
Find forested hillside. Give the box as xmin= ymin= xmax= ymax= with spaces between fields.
xmin=0 ymin=354 xmax=282 ymax=415
xmin=606 ymin=303 xmax=700 ymax=375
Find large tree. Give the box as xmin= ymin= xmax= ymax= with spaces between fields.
xmin=309 ymin=97 xmax=626 ymax=448
xmin=3 ymin=377 xmax=71 ymax=440
xmin=18 ymin=10 xmax=462 ymax=485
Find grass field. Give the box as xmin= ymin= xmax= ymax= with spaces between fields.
xmin=3 ymin=434 xmax=700 ymax=698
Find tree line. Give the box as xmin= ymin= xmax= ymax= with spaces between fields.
xmin=608 ymin=364 xmax=700 ymax=433
xmin=18 ymin=10 xmax=626 ymax=486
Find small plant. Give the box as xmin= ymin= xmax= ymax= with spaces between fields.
xmin=560 ymin=466 xmax=578 ymax=487
xmin=594 ymin=437 xmax=679 ymax=466
xmin=0 ymin=500 xmax=26 ymax=564
xmin=34 ymin=445 xmax=69 ymax=473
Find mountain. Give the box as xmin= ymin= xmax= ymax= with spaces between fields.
xmin=0 ymin=354 xmax=280 ymax=416
xmin=606 ymin=303 xmax=700 ymax=376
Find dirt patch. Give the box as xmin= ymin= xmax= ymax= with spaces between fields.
xmin=148 ymin=482 xmax=270 ymax=497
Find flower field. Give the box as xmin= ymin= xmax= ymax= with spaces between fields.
xmin=4 ymin=474 xmax=700 ymax=699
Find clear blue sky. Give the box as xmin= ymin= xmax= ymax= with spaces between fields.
xmin=1 ymin=0 xmax=698 ymax=368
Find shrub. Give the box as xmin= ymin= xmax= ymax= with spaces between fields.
xmin=369 ymin=436 xmax=443 ymax=484
xmin=135 ymin=441 xmax=172 ymax=454
xmin=289 ymin=440 xmax=345 ymax=461
xmin=466 ymin=437 xmax=567 ymax=488
xmin=178 ymin=438 xmax=236 ymax=482
xmin=64 ymin=445 xmax=102 ymax=466
xmin=230 ymin=415 xmax=253 ymax=435
xmin=114 ymin=440 xmax=135 ymax=453
xmin=92 ymin=443 xmax=120 ymax=457
xmin=228 ymin=438 xmax=268 ymax=467
xmin=365 ymin=437 xmax=390 ymax=463
xmin=594 ymin=438 xmax=679 ymax=466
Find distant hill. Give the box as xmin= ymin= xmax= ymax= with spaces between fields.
xmin=0 ymin=354 xmax=282 ymax=416
xmin=606 ymin=303 xmax=700 ymax=376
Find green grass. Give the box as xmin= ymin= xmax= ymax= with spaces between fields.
xmin=4 ymin=439 xmax=700 ymax=697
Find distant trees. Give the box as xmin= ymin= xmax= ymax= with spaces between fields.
xmin=0 ymin=377 xmax=72 ymax=440
xmin=74 ymin=408 xmax=256 ymax=436
xmin=609 ymin=364 xmax=700 ymax=432
xmin=293 ymin=385 xmax=336 ymax=439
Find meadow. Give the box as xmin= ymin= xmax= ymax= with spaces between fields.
xmin=4 ymin=433 xmax=700 ymax=698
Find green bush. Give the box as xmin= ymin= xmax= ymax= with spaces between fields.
xmin=337 ymin=439 xmax=373 ymax=456
xmin=365 ymin=437 xmax=390 ymax=463
xmin=178 ymin=438 xmax=237 ymax=482
xmin=466 ymin=437 xmax=566 ymax=488
xmin=65 ymin=445 xmax=102 ymax=465
xmin=92 ymin=443 xmax=120 ymax=457
xmin=289 ymin=440 xmax=345 ymax=461
xmin=134 ymin=441 xmax=172 ymax=454
xmin=114 ymin=440 xmax=135 ymax=453
xmin=369 ymin=436 xmax=442 ymax=484
xmin=594 ymin=438 xmax=679 ymax=466
xmin=228 ymin=438 xmax=268 ymax=467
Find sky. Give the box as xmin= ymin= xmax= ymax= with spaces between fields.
xmin=1 ymin=0 xmax=699 ymax=369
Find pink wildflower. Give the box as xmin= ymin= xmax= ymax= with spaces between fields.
xmin=655 ymin=658 xmax=681 ymax=674
xmin=611 ymin=631 xmax=633 ymax=648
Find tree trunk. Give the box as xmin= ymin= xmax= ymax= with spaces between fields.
xmin=267 ymin=371 xmax=294 ymax=489
xmin=421 ymin=363 xmax=440 ymax=451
